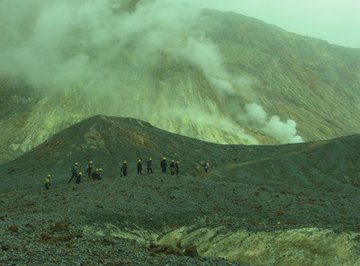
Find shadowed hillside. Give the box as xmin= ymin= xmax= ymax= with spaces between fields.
xmin=0 ymin=115 xmax=232 ymax=188
xmin=0 ymin=115 xmax=360 ymax=265
xmin=2 ymin=115 xmax=360 ymax=193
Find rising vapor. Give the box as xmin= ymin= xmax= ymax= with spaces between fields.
xmin=0 ymin=0 xmax=303 ymax=145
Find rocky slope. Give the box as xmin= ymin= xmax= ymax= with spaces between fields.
xmin=1 ymin=2 xmax=360 ymax=163
xmin=0 ymin=115 xmax=359 ymax=265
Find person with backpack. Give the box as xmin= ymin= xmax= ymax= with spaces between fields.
xmin=137 ymin=159 xmax=143 ymax=175
xmin=175 ymin=161 xmax=180 ymax=175
xmin=98 ymin=168 xmax=102 ymax=180
xmin=68 ymin=162 xmax=79 ymax=183
xmin=120 ymin=161 xmax=128 ymax=177
xmin=44 ymin=174 xmax=51 ymax=190
xmin=203 ymin=161 xmax=210 ymax=173
xmin=169 ymin=160 xmax=176 ymax=175
xmin=147 ymin=158 xmax=153 ymax=174
xmin=86 ymin=161 xmax=93 ymax=178
xmin=76 ymin=172 xmax=82 ymax=184
xmin=92 ymin=168 xmax=101 ymax=180
xmin=160 ymin=157 xmax=167 ymax=173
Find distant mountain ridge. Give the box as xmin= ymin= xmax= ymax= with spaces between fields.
xmin=201 ymin=10 xmax=360 ymax=136
xmin=0 ymin=5 xmax=360 ymax=163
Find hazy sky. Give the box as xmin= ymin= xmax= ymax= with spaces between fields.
xmin=190 ymin=0 xmax=360 ymax=48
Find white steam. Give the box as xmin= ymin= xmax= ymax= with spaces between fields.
xmin=240 ymin=103 xmax=303 ymax=143
xmin=0 ymin=0 xmax=303 ymax=144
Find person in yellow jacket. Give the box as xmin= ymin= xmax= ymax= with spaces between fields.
xmin=44 ymin=174 xmax=51 ymax=190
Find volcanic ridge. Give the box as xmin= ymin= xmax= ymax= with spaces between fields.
xmin=0 ymin=115 xmax=359 ymax=265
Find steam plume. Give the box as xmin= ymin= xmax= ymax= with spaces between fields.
xmin=0 ymin=0 xmax=303 ymax=144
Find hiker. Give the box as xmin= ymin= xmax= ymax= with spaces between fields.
xmin=76 ymin=172 xmax=82 ymax=184
xmin=44 ymin=174 xmax=51 ymax=190
xmin=91 ymin=168 xmax=102 ymax=180
xmin=92 ymin=168 xmax=100 ymax=180
xmin=169 ymin=160 xmax=176 ymax=175
xmin=203 ymin=161 xmax=210 ymax=173
xmin=86 ymin=161 xmax=93 ymax=178
xmin=147 ymin=158 xmax=153 ymax=174
xmin=137 ymin=159 xmax=143 ymax=175
xmin=175 ymin=161 xmax=179 ymax=175
xmin=120 ymin=161 xmax=128 ymax=177
xmin=160 ymin=157 xmax=167 ymax=173
xmin=68 ymin=162 xmax=79 ymax=183
xmin=98 ymin=168 xmax=102 ymax=180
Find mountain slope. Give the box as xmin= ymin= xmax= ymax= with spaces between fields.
xmin=1 ymin=115 xmax=360 ymax=194
xmin=0 ymin=4 xmax=360 ymax=163
xmin=199 ymin=10 xmax=360 ymax=138
xmin=0 ymin=115 xmax=359 ymax=265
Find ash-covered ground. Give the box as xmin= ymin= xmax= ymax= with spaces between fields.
xmin=1 ymin=116 xmax=359 ymax=265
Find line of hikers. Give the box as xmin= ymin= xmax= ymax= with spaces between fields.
xmin=44 ymin=159 xmax=210 ymax=189
xmin=65 ymin=158 xmax=181 ymax=185
xmin=120 ymin=158 xmax=180 ymax=177
xmin=68 ymin=161 xmax=103 ymax=184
